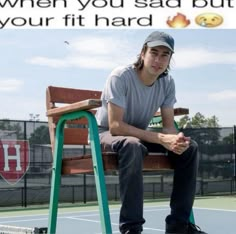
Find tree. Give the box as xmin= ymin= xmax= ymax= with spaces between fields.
xmin=191 ymin=112 xmax=207 ymax=128
xmin=177 ymin=115 xmax=190 ymax=129
xmin=178 ymin=112 xmax=220 ymax=128
xmin=177 ymin=112 xmax=221 ymax=145
xmin=222 ymin=133 xmax=234 ymax=145
xmin=206 ymin=115 xmax=219 ymax=128
xmin=0 ymin=119 xmax=24 ymax=139
xmin=29 ymin=125 xmax=50 ymax=145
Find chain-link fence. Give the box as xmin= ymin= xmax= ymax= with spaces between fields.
xmin=0 ymin=120 xmax=235 ymax=207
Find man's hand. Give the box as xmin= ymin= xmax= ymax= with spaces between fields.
xmin=159 ymin=132 xmax=191 ymax=155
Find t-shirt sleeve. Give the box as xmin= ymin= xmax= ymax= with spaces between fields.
xmin=104 ymin=72 xmax=126 ymax=109
xmin=161 ymin=75 xmax=177 ymax=108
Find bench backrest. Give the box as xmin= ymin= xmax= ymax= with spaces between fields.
xmin=46 ymin=86 xmax=102 ymax=152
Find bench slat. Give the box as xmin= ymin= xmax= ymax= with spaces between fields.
xmin=62 ymin=153 xmax=172 ymax=175
xmin=64 ymin=128 xmax=88 ymax=145
xmin=47 ymin=86 xmax=101 ymax=104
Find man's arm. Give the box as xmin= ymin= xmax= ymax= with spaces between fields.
xmin=161 ymin=107 xmax=177 ymax=134
xmin=161 ymin=107 xmax=191 ymax=154
xmin=108 ymin=102 xmax=189 ymax=154
xmin=108 ymin=102 xmax=156 ymax=143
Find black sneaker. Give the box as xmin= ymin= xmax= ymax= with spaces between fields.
xmin=166 ymin=222 xmax=207 ymax=234
xmin=188 ymin=223 xmax=207 ymax=234
xmin=165 ymin=222 xmax=188 ymax=234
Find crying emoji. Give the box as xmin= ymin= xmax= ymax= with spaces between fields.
xmin=195 ymin=13 xmax=223 ymax=28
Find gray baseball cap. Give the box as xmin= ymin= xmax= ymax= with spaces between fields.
xmin=144 ymin=31 xmax=174 ymax=52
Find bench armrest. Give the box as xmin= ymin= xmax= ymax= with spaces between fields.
xmin=47 ymin=99 xmax=102 ymax=117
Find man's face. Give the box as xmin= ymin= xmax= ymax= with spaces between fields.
xmin=141 ymin=46 xmax=172 ymax=77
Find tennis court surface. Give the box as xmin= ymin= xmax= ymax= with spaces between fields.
xmin=0 ymin=196 xmax=235 ymax=234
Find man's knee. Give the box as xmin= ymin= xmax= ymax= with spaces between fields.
xmin=184 ymin=139 xmax=199 ymax=163
xmin=189 ymin=140 xmax=198 ymax=151
xmin=120 ymin=137 xmax=146 ymax=154
xmin=118 ymin=137 xmax=147 ymax=170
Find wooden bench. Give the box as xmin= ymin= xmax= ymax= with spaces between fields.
xmin=46 ymin=85 xmax=190 ymax=234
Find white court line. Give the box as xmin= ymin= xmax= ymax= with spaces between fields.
xmin=59 ymin=209 xmax=167 ymax=220
xmin=144 ymin=208 xmax=169 ymax=212
xmin=0 ymin=205 xmax=169 ymax=220
xmin=144 ymin=205 xmax=169 ymax=209
xmin=64 ymin=211 xmax=120 ymax=218
xmin=68 ymin=217 xmax=165 ymax=233
xmin=0 ymin=212 xmax=120 ymax=225
xmin=0 ymin=208 xmax=167 ymax=222
xmin=0 ymin=209 xmax=107 ymax=220
xmin=0 ymin=217 xmax=47 ymax=224
xmin=194 ymin=207 xmax=236 ymax=213
xmin=0 ymin=208 xmax=114 ymax=219
xmin=67 ymin=216 xmax=119 ymax=226
xmin=144 ymin=227 xmax=165 ymax=232
xmin=0 ymin=214 xmax=48 ymax=219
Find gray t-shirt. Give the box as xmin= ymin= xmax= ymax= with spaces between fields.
xmin=96 ymin=65 xmax=176 ymax=132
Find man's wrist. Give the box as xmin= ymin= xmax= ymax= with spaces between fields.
xmin=156 ymin=132 xmax=165 ymax=145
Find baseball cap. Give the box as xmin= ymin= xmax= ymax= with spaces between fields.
xmin=144 ymin=31 xmax=174 ymax=52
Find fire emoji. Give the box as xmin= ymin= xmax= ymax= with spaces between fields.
xmin=167 ymin=13 xmax=190 ymax=28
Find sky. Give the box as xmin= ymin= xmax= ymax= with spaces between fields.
xmin=0 ymin=29 xmax=235 ymax=127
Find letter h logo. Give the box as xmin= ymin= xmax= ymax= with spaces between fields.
xmin=0 ymin=140 xmax=30 ymax=185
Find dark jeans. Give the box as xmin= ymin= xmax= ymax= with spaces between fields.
xmin=99 ymin=131 xmax=199 ymax=233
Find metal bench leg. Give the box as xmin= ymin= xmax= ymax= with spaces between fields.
xmin=47 ymin=111 xmax=112 ymax=234
xmin=86 ymin=112 xmax=112 ymax=234
xmin=189 ymin=210 xmax=195 ymax=224
xmin=48 ymin=119 xmax=65 ymax=234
